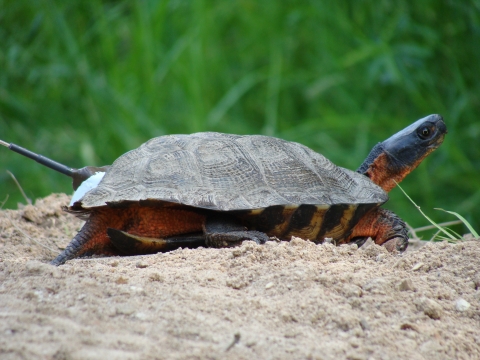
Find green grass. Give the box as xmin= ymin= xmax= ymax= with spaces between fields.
xmin=1 ymin=1 xmax=479 ymax=236
xmin=397 ymin=182 xmax=478 ymax=241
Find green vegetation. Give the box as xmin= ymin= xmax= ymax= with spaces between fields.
xmin=1 ymin=1 xmax=479 ymax=237
xmin=397 ymin=182 xmax=478 ymax=241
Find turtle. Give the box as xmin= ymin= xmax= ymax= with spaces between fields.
xmin=36 ymin=113 xmax=447 ymax=265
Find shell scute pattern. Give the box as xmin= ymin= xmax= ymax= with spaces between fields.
xmin=194 ymin=138 xmax=264 ymax=193
xmin=78 ymin=133 xmax=387 ymax=210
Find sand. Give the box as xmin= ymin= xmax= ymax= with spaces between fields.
xmin=0 ymin=194 xmax=479 ymax=359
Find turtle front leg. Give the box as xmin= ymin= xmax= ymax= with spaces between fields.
xmin=204 ymin=215 xmax=270 ymax=247
xmin=346 ymin=208 xmax=408 ymax=253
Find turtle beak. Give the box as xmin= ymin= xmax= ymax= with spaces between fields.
xmin=431 ymin=117 xmax=447 ymax=145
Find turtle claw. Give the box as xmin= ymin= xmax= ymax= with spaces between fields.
xmin=349 ymin=237 xmax=369 ymax=248
xmin=349 ymin=235 xmax=408 ymax=253
xmin=382 ymin=237 xmax=408 ymax=253
xmin=243 ymin=231 xmax=269 ymax=245
xmin=206 ymin=230 xmax=269 ymax=247
xmin=204 ymin=215 xmax=269 ymax=247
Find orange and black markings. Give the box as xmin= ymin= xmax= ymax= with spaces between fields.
xmin=238 ymin=203 xmax=378 ymax=243
xmin=74 ymin=205 xmax=205 ymax=257
xmin=366 ymin=150 xmax=436 ymax=193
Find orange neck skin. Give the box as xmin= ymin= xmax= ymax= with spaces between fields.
xmin=364 ymin=148 xmax=434 ymax=193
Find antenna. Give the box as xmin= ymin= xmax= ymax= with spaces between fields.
xmin=1 ymin=140 xmax=74 ymax=177
xmin=1 ymin=140 xmax=110 ymax=190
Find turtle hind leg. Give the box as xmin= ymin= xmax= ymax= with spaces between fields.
xmin=107 ymin=228 xmax=206 ymax=255
xmin=50 ymin=212 xmax=119 ymax=266
xmin=347 ymin=208 xmax=408 ymax=253
xmin=204 ymin=215 xmax=270 ymax=248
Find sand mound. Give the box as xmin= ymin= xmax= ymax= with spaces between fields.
xmin=1 ymin=194 xmax=479 ymax=359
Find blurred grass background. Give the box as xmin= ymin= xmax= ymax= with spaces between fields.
xmin=1 ymin=0 xmax=479 ymax=237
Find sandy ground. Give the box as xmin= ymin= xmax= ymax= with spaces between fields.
xmin=0 ymin=194 xmax=479 ymax=360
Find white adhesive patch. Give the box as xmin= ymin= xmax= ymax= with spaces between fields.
xmin=69 ymin=172 xmax=105 ymax=206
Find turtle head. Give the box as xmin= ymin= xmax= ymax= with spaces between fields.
xmin=357 ymin=114 xmax=447 ymax=193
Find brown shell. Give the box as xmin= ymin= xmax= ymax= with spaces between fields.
xmin=76 ymin=132 xmax=388 ymax=211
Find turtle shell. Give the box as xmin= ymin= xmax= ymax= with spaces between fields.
xmin=74 ymin=133 xmax=387 ymax=242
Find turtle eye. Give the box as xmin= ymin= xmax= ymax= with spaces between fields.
xmin=417 ymin=125 xmax=434 ymax=140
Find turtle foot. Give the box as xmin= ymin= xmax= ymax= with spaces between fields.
xmin=204 ymin=215 xmax=269 ymax=247
xmin=51 ymin=222 xmax=117 ymax=266
xmin=382 ymin=237 xmax=408 ymax=253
